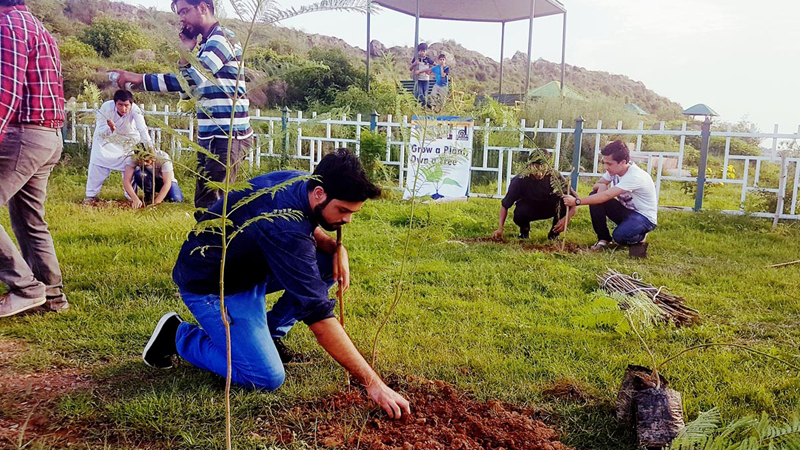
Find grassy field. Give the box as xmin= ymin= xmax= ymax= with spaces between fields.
xmin=1 ymin=155 xmax=799 ymax=450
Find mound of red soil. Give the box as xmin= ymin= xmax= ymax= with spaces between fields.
xmin=454 ymin=238 xmax=583 ymax=254
xmin=273 ymin=378 xmax=571 ymax=450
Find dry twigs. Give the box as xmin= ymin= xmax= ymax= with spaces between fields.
xmin=597 ymin=268 xmax=700 ymax=326
xmin=767 ymin=259 xmax=800 ymax=268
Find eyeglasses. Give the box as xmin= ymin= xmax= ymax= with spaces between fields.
xmin=176 ymin=5 xmax=196 ymax=17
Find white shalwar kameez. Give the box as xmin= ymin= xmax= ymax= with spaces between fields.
xmin=85 ymin=101 xmax=153 ymax=198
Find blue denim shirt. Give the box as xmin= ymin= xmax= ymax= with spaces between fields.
xmin=173 ymin=171 xmax=335 ymax=325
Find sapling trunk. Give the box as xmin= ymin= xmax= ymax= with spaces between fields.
xmin=336 ymin=228 xmax=350 ymax=386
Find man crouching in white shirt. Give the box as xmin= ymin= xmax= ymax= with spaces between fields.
xmin=563 ymin=140 xmax=657 ymax=258
xmin=84 ymin=90 xmax=152 ymax=203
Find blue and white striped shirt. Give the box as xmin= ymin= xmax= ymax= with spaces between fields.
xmin=143 ymin=23 xmax=252 ymax=141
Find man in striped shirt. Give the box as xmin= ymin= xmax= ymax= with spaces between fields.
xmin=110 ymin=0 xmax=252 ymax=218
xmin=0 ymin=0 xmax=68 ymax=317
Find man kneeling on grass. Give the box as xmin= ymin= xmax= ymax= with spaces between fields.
xmin=492 ymin=152 xmax=577 ymax=241
xmin=142 ymin=149 xmax=411 ymax=419
xmin=563 ymin=140 xmax=657 ymax=257
xmin=122 ymin=147 xmax=184 ymax=209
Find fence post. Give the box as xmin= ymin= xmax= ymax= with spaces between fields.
xmin=281 ymin=105 xmax=289 ymax=154
xmin=370 ymin=110 xmax=378 ymax=131
xmin=773 ymin=153 xmax=789 ymax=228
xmin=570 ymin=116 xmax=584 ymax=190
xmin=694 ymin=116 xmax=712 ymax=212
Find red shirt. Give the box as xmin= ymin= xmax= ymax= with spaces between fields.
xmin=0 ymin=5 xmax=64 ymax=139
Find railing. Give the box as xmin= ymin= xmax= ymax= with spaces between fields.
xmin=64 ymin=104 xmax=800 ymax=221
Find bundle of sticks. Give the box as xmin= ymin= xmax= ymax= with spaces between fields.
xmin=597 ymin=268 xmax=700 ymax=326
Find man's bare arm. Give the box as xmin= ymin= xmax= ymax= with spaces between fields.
xmin=309 ymin=318 xmax=411 ymax=419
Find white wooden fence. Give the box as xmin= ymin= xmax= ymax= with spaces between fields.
xmin=64 ymin=104 xmax=800 ymax=221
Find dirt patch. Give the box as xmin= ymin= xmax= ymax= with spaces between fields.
xmin=0 ymin=340 xmax=97 ymax=447
xmin=0 ymin=340 xmax=570 ymax=449
xmin=541 ymin=378 xmax=598 ymax=403
xmin=454 ymin=237 xmax=584 ymax=254
xmin=268 ymin=378 xmax=572 ymax=450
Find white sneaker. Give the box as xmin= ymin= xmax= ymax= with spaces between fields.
xmin=0 ymin=292 xmax=47 ymax=318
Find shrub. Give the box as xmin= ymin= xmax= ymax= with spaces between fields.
xmin=359 ymin=129 xmax=387 ymax=182
xmin=332 ymin=82 xmax=397 ymax=115
xmin=80 ymin=16 xmax=149 ymax=57
xmin=284 ymin=47 xmax=365 ymax=109
xmin=58 ymin=36 xmax=97 ymax=60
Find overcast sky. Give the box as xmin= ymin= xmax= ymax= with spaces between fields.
xmin=129 ymin=0 xmax=800 ymax=135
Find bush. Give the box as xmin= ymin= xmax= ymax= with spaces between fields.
xmin=331 ymin=82 xmax=397 ymax=115
xmin=58 ymin=36 xmax=97 ymax=60
xmin=80 ymin=16 xmax=149 ymax=57
xmin=359 ymin=129 xmax=387 ymax=182
xmin=641 ymin=134 xmax=680 ymax=153
xmin=284 ymin=47 xmax=365 ymax=109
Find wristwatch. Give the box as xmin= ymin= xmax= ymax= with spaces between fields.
xmin=575 ymin=198 xmax=582 ymax=205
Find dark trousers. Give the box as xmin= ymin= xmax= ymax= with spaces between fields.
xmin=414 ymin=80 xmax=429 ymax=106
xmin=195 ymin=136 xmax=251 ymax=220
xmin=133 ymin=167 xmax=184 ymax=203
xmin=0 ymin=125 xmax=64 ymax=302
xmin=588 ymin=191 xmax=656 ymax=244
xmin=513 ymin=199 xmax=567 ymax=236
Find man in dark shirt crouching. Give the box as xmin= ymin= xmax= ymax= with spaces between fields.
xmin=492 ymin=153 xmax=577 ymax=240
xmin=142 ymin=149 xmax=410 ymax=419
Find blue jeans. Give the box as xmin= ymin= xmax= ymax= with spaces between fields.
xmin=133 ymin=167 xmax=184 ymax=203
xmin=414 ymin=80 xmax=429 ymax=106
xmin=589 ymin=191 xmax=656 ymax=244
xmin=175 ymin=251 xmax=335 ymax=390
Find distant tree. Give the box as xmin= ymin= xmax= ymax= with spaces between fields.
xmin=285 ymin=47 xmax=365 ymax=108
xmin=80 ymin=16 xmax=149 ymax=57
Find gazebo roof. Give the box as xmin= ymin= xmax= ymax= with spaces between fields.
xmin=624 ymin=103 xmax=649 ymax=115
xmin=373 ymin=0 xmax=566 ymax=23
xmin=527 ymin=81 xmax=585 ymax=100
xmin=682 ymin=103 xmax=719 ymax=116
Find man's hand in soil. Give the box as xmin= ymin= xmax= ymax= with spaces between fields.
xmin=309 ymin=318 xmax=412 ymax=419
xmin=491 ymin=229 xmax=504 ymax=241
xmin=131 ymin=197 xmax=143 ymax=209
xmin=367 ymin=381 xmax=411 ymax=420
xmin=552 ymin=217 xmax=567 ymax=233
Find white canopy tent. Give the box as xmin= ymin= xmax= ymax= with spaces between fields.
xmin=366 ymin=0 xmax=567 ymax=95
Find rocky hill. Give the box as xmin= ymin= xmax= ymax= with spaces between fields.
xmin=29 ymin=0 xmax=684 ymax=118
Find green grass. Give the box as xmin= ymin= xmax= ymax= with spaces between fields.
xmin=1 ymin=156 xmax=799 ymax=450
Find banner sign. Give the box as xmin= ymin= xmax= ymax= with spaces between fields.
xmin=404 ymin=116 xmax=473 ymax=200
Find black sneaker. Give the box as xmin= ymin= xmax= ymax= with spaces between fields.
xmin=273 ymin=338 xmax=308 ymax=364
xmin=143 ymin=312 xmax=183 ymax=369
xmin=518 ymin=229 xmax=530 ymax=239
xmin=547 ymin=230 xmax=560 ymax=240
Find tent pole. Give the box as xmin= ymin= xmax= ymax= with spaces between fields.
xmin=366 ymin=0 xmax=371 ymax=92
xmin=560 ymin=11 xmax=566 ymax=96
xmin=414 ymin=0 xmax=419 ymax=50
xmin=499 ymin=21 xmax=505 ymax=95
xmin=413 ymin=0 xmax=419 ymax=93
xmin=525 ymin=0 xmax=535 ymax=93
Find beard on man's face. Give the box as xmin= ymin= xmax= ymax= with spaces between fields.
xmin=181 ymin=24 xmax=201 ymax=39
xmin=313 ymin=203 xmax=345 ymax=231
